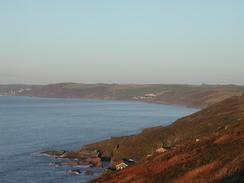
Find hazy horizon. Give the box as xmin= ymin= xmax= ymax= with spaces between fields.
xmin=1 ymin=1 xmax=244 ymax=85
xmin=1 ymin=81 xmax=244 ymax=87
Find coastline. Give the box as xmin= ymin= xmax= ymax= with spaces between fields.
xmin=39 ymin=97 xmax=198 ymax=180
xmin=43 ymin=94 xmax=244 ymax=183
xmin=2 ymin=85 xmax=244 ymax=182
xmin=1 ymin=94 xmax=234 ymax=181
xmin=89 ymin=94 xmax=244 ymax=183
xmin=2 ymin=83 xmax=244 ymax=109
xmin=4 ymin=94 xmax=202 ymax=110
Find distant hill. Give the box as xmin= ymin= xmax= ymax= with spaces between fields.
xmin=1 ymin=83 xmax=244 ymax=108
xmin=88 ymin=94 xmax=244 ymax=183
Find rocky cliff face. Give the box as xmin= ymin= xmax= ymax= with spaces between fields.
xmin=88 ymin=94 xmax=244 ymax=183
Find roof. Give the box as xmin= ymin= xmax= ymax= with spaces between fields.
xmin=156 ymin=147 xmax=167 ymax=153
xmin=116 ymin=162 xmax=128 ymax=167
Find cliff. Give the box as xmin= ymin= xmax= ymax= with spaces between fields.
xmin=88 ymin=94 xmax=244 ymax=183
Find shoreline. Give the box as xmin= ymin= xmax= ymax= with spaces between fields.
xmin=37 ymin=97 xmax=198 ymax=180
xmin=2 ymin=90 xmax=244 ymax=182
xmin=41 ymin=99 xmax=199 ymax=180
xmin=2 ymin=83 xmax=244 ymax=109
xmin=89 ymin=94 xmax=244 ymax=183
xmin=4 ymin=94 xmax=202 ymax=110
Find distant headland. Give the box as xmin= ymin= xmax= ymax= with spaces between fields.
xmin=1 ymin=83 xmax=244 ymax=109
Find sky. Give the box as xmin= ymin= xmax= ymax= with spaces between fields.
xmin=0 ymin=0 xmax=243 ymax=85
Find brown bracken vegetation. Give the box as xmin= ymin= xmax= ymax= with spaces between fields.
xmin=88 ymin=94 xmax=244 ymax=183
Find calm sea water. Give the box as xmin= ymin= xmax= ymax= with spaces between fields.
xmin=0 ymin=96 xmax=198 ymax=183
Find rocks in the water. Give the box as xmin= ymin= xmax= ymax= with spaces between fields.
xmin=66 ymin=169 xmax=94 ymax=176
xmin=67 ymin=169 xmax=81 ymax=175
xmin=42 ymin=149 xmax=103 ymax=159
xmin=43 ymin=148 xmax=105 ymax=178
xmin=42 ymin=150 xmax=67 ymax=157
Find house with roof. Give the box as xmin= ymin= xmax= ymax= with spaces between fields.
xmin=115 ymin=161 xmax=128 ymax=170
xmin=156 ymin=147 xmax=167 ymax=153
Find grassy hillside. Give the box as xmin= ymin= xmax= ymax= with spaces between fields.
xmin=88 ymin=94 xmax=244 ymax=183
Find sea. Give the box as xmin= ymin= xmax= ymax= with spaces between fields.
xmin=0 ymin=96 xmax=198 ymax=183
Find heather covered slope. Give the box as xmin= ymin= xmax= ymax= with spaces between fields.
xmin=1 ymin=83 xmax=244 ymax=108
xmin=89 ymin=94 xmax=244 ymax=183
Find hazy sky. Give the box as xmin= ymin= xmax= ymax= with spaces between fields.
xmin=0 ymin=0 xmax=243 ymax=84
